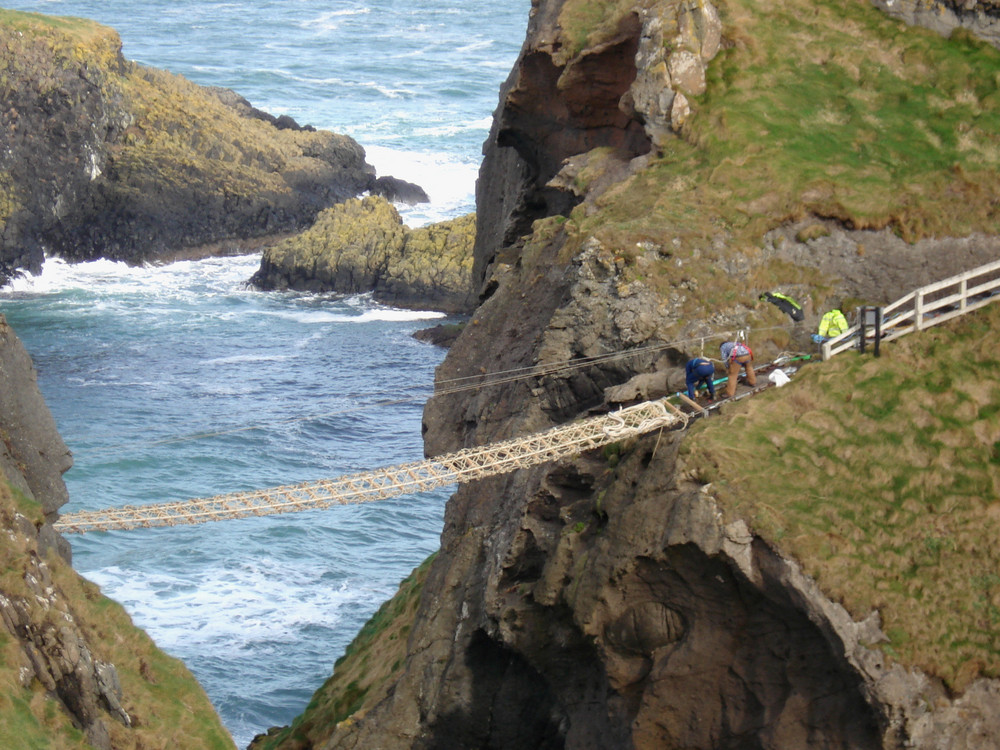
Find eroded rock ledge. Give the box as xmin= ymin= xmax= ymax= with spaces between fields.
xmin=251 ymin=196 xmax=476 ymax=314
xmin=872 ymin=0 xmax=1000 ymax=47
xmin=0 ymin=12 xmax=395 ymax=282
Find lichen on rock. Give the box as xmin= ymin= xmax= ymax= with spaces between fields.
xmin=0 ymin=9 xmax=380 ymax=281
xmin=251 ymin=196 xmax=476 ymax=314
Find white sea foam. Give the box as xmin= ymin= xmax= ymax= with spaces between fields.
xmin=203 ymin=353 xmax=291 ymax=366
xmin=456 ymin=39 xmax=494 ymax=54
xmin=86 ymin=562 xmax=381 ymax=652
xmin=301 ymin=7 xmax=372 ymax=33
xmin=260 ymin=307 xmax=445 ymax=324
xmin=1 ymin=255 xmax=264 ymax=300
xmin=363 ymin=144 xmax=480 ymax=225
xmin=416 ymin=118 xmax=492 ymax=138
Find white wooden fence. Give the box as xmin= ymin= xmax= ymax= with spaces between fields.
xmin=822 ymin=258 xmax=1000 ymax=360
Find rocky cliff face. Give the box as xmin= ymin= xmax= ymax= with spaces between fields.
xmin=473 ymin=0 xmax=720 ymax=295
xmin=0 ymin=316 xmax=234 ymax=748
xmin=0 ymin=316 xmax=73 ymax=562
xmin=250 ymin=196 xmax=477 ymax=314
xmin=0 ymin=11 xmax=377 ymax=282
xmin=254 ymin=0 xmax=1000 ymax=748
xmin=873 ymin=0 xmax=1000 ymax=46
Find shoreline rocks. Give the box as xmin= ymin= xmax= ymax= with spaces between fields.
xmin=0 ymin=11 xmax=422 ymax=284
xmin=250 ymin=196 xmax=476 ymax=314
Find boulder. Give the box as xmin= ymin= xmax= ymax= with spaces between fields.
xmin=371 ymin=176 xmax=431 ymax=205
xmin=251 ymin=196 xmax=476 ymax=314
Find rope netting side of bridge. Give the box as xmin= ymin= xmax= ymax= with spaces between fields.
xmin=54 ymin=398 xmax=688 ymax=534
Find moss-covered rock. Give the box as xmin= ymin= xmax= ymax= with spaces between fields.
xmin=0 ymin=9 xmax=377 ymax=280
xmin=0 ymin=478 xmax=235 ymax=750
xmin=252 ymin=196 xmax=476 ymax=314
xmin=0 ymin=316 xmax=233 ymax=749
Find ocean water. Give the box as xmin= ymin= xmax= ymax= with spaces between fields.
xmin=0 ymin=1 xmax=529 ymax=746
xmin=9 ymin=0 xmax=527 ymax=225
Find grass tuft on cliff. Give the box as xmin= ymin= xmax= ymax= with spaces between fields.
xmin=681 ymin=302 xmax=1000 ymax=691
xmin=555 ymin=0 xmax=1000 ymax=314
xmin=0 ymin=479 xmax=234 ymax=749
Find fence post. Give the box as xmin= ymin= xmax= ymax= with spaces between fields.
xmin=915 ymin=292 xmax=924 ymax=331
xmin=873 ymin=306 xmax=882 ymax=358
xmin=960 ymin=277 xmax=967 ymax=313
xmin=860 ymin=306 xmax=868 ymax=355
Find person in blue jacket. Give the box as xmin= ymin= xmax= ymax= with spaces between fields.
xmin=685 ymin=357 xmax=716 ymax=401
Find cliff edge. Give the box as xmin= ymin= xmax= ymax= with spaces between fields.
xmin=256 ymin=0 xmax=1000 ymax=747
xmin=0 ymin=10 xmax=380 ymax=282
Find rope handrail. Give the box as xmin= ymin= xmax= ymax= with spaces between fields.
xmin=54 ymin=397 xmax=689 ymax=534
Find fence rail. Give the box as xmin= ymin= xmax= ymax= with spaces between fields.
xmin=822 ymin=258 xmax=1000 ymax=360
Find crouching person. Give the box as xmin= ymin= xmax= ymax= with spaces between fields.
xmin=719 ymin=340 xmax=756 ymax=398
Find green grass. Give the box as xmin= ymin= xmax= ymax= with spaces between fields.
xmin=536 ymin=0 xmax=1000 ymax=325
xmin=681 ymin=303 xmax=1000 ymax=689
xmin=0 ymin=9 xmax=99 ymax=35
xmin=0 ymin=479 xmax=235 ymax=748
xmin=556 ymin=0 xmax=638 ymax=61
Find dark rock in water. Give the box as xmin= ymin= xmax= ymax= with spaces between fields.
xmin=370 ymin=175 xmax=431 ymax=205
xmin=413 ymin=322 xmax=466 ymax=348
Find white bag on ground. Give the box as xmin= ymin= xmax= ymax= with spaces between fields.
xmin=768 ymin=369 xmax=791 ymax=387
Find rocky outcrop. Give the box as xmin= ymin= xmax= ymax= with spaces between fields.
xmin=474 ymin=0 xmax=722 ymax=295
xmin=0 ymin=12 xmax=390 ymax=281
xmin=0 ymin=315 xmax=73 ymax=562
xmin=0 ymin=317 xmax=234 ymax=748
xmin=871 ymin=0 xmax=1000 ymax=47
xmin=251 ymin=196 xmax=476 ymax=314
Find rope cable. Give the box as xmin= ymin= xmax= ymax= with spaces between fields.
xmin=76 ymin=323 xmax=800 ymax=457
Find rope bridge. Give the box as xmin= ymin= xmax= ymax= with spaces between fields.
xmin=54 ymin=397 xmax=688 ymax=534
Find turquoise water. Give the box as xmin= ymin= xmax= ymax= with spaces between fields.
xmin=0 ymin=1 xmax=528 ymax=745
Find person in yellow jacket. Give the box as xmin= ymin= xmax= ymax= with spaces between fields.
xmin=812 ymin=307 xmax=848 ymax=343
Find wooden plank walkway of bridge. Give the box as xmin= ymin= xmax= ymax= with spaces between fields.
xmin=55 ymin=397 xmax=690 ymax=534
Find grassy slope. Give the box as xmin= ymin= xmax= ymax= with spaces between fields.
xmin=683 ymin=303 xmax=1000 ymax=691
xmin=0 ymin=480 xmax=234 ymax=749
xmin=554 ymin=0 xmax=1000 ymax=691
xmin=553 ymin=0 xmax=1000 ymax=315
